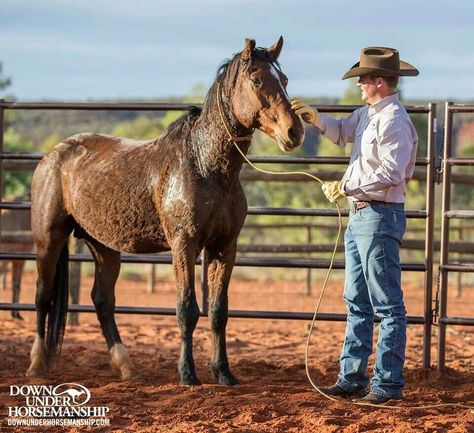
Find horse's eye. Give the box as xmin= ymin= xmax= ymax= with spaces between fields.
xmin=251 ymin=78 xmax=262 ymax=88
xmin=282 ymin=77 xmax=288 ymax=87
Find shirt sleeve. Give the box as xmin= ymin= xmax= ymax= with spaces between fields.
xmin=344 ymin=117 xmax=414 ymax=195
xmin=315 ymin=108 xmax=361 ymax=148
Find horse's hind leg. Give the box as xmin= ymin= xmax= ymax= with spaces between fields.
xmin=207 ymin=242 xmax=239 ymax=385
xmin=27 ymin=228 xmax=71 ymax=377
xmin=11 ymin=260 xmax=25 ymax=320
xmin=173 ymin=237 xmax=201 ymax=385
xmin=85 ymin=238 xmax=138 ymax=381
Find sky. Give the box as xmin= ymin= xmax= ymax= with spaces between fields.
xmin=1 ymin=0 xmax=473 ymax=102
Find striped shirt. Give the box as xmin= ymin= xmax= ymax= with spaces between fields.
xmin=315 ymin=93 xmax=418 ymax=204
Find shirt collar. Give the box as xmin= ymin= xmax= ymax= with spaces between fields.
xmin=367 ymin=92 xmax=399 ymax=117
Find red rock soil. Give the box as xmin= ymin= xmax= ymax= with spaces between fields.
xmin=1 ymin=271 xmax=474 ymax=432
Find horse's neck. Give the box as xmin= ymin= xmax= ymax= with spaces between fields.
xmin=193 ymin=106 xmax=251 ymax=183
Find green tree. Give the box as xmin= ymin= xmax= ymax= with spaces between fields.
xmin=316 ymin=79 xmax=359 ymax=163
xmin=0 ymin=62 xmax=12 ymax=93
xmin=0 ymin=62 xmax=17 ymax=127
xmin=454 ymin=140 xmax=474 ymax=209
xmin=40 ymin=133 xmax=63 ymax=153
xmin=112 ymin=116 xmax=165 ymax=140
xmin=110 ymin=83 xmax=207 ymax=140
xmin=161 ymin=83 xmax=207 ymax=128
xmin=0 ymin=61 xmax=33 ymax=199
xmin=3 ymin=129 xmax=34 ymax=199
xmin=339 ymin=78 xmax=362 ymax=105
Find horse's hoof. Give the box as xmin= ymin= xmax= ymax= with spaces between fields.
xmin=212 ymin=366 xmax=240 ymax=386
xmin=26 ymin=368 xmax=44 ymax=378
xmin=215 ymin=372 xmax=240 ymax=386
xmin=122 ymin=373 xmax=144 ymax=382
xmin=219 ymin=374 xmax=240 ymax=386
xmin=180 ymin=376 xmax=201 ymax=386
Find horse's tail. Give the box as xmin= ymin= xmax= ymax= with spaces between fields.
xmin=45 ymin=241 xmax=69 ymax=368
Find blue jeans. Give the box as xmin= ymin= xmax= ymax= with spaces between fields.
xmin=336 ymin=202 xmax=407 ymax=398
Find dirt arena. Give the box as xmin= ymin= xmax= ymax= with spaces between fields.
xmin=1 ymin=270 xmax=474 ymax=432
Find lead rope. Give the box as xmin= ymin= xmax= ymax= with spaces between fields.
xmin=216 ymin=82 xmax=474 ymax=411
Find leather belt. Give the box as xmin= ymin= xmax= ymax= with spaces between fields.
xmin=349 ymin=200 xmax=396 ymax=212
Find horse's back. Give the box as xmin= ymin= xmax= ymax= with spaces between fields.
xmin=54 ymin=133 xmax=150 ymax=159
xmin=33 ymin=132 xmax=152 ymax=207
xmin=32 ymin=133 xmax=170 ymax=253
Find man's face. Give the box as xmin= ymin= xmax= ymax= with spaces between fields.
xmin=357 ymin=75 xmax=380 ymax=103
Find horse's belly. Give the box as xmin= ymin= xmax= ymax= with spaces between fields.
xmin=69 ymin=186 xmax=169 ymax=253
xmin=75 ymin=211 xmax=170 ymax=253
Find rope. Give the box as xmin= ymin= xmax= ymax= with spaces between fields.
xmin=216 ymin=81 xmax=474 ymax=411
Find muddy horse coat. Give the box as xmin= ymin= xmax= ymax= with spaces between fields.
xmin=27 ymin=37 xmax=304 ymax=385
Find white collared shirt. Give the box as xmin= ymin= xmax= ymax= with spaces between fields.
xmin=315 ymin=93 xmax=418 ymax=204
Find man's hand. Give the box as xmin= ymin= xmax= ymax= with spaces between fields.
xmin=291 ymin=98 xmax=319 ymax=126
xmin=322 ymin=181 xmax=347 ymax=203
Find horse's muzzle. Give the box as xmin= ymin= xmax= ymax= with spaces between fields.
xmin=277 ymin=126 xmax=304 ymax=152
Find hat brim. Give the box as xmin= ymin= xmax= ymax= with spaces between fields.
xmin=342 ymin=60 xmax=419 ymax=80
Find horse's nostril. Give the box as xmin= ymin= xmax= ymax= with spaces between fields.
xmin=287 ymin=127 xmax=299 ymax=145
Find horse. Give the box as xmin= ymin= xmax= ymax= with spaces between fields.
xmin=26 ymin=36 xmax=304 ymax=385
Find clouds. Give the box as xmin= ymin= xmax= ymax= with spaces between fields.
xmin=1 ymin=0 xmax=473 ymax=100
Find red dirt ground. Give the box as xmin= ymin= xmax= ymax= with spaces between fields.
xmin=1 ymin=270 xmax=474 ymax=432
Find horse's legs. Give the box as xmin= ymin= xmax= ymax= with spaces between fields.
xmin=207 ymin=243 xmax=239 ymax=385
xmin=11 ymin=260 xmax=25 ymax=320
xmin=85 ymin=238 xmax=137 ymax=381
xmin=173 ymin=237 xmax=201 ymax=385
xmin=27 ymin=229 xmax=70 ymax=377
xmin=0 ymin=261 xmax=8 ymax=290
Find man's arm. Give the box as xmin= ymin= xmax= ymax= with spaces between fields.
xmin=291 ymin=98 xmax=361 ymax=148
xmin=315 ymin=109 xmax=360 ymax=148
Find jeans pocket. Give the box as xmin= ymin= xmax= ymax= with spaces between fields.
xmin=359 ymin=206 xmax=383 ymax=221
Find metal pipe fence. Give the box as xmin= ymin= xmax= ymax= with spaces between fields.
xmin=438 ymin=102 xmax=474 ymax=372
xmin=0 ymin=100 xmax=436 ymax=369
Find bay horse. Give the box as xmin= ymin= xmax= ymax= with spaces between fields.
xmin=26 ymin=37 xmax=304 ymax=385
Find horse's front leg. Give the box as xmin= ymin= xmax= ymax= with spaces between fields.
xmin=207 ymin=242 xmax=239 ymax=385
xmin=173 ymin=236 xmax=201 ymax=385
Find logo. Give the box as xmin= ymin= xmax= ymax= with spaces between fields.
xmin=51 ymin=383 xmax=91 ymax=406
xmin=6 ymin=383 xmax=110 ymax=428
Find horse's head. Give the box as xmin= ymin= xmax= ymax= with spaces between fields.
xmin=220 ymin=37 xmax=304 ymax=152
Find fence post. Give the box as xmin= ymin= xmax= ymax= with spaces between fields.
xmin=306 ymin=223 xmax=312 ymax=295
xmin=455 ymin=223 xmax=463 ymax=297
xmin=438 ymin=101 xmax=453 ymax=373
xmin=201 ymin=247 xmax=209 ymax=316
xmin=0 ymin=100 xmax=4 ymax=295
xmin=147 ymin=264 xmax=156 ymax=294
xmin=0 ymin=100 xmax=4 ymax=238
xmin=68 ymin=238 xmax=83 ymax=325
xmin=422 ymin=102 xmax=436 ymax=369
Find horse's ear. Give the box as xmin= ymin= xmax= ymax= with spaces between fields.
xmin=267 ymin=36 xmax=284 ymax=61
xmin=241 ymin=38 xmax=256 ymax=64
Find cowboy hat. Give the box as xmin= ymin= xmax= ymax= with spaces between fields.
xmin=342 ymin=47 xmax=419 ymax=80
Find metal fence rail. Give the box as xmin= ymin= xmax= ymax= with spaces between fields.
xmin=0 ymin=100 xmax=436 ymax=369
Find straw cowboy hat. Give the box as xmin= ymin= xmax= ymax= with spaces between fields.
xmin=342 ymin=47 xmax=419 ymax=80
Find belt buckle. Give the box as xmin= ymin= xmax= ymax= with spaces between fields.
xmin=350 ymin=201 xmax=357 ymax=213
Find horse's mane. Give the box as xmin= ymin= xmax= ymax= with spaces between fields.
xmin=158 ymin=105 xmax=201 ymax=144
xmin=158 ymin=46 xmax=278 ymax=143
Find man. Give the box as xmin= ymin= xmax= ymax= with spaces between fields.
xmin=292 ymin=47 xmax=419 ymax=405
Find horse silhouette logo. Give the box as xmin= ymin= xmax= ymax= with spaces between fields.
xmin=53 ymin=383 xmax=91 ymax=406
